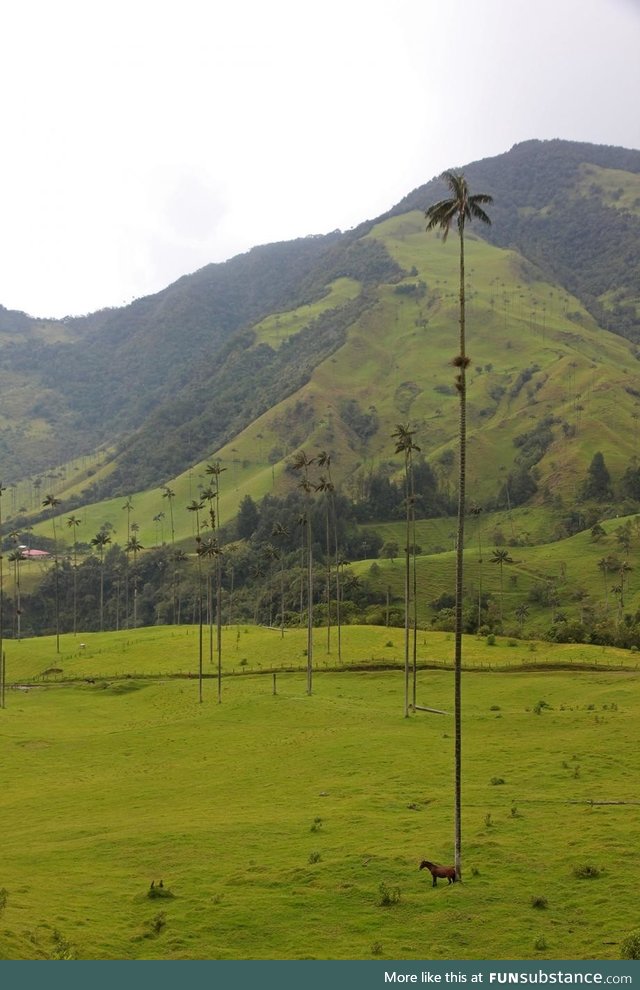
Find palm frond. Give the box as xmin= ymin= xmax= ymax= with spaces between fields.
xmin=468 ymin=202 xmax=492 ymax=225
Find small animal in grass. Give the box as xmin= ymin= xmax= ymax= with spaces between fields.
xmin=419 ymin=860 xmax=457 ymax=886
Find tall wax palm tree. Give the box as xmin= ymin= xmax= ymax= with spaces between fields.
xmin=291 ymin=450 xmax=316 ymax=695
xmin=153 ymin=512 xmax=165 ymax=546
xmin=67 ymin=514 xmax=82 ymax=636
xmin=197 ymin=536 xmax=224 ymax=703
xmin=0 ymin=482 xmax=6 ymax=705
xmin=162 ymin=487 xmax=176 ymax=544
xmin=515 ymin=602 xmax=529 ymax=636
xmin=42 ymin=494 xmax=62 ymax=652
xmin=426 ymin=171 xmax=493 ymax=881
xmin=126 ymin=534 xmax=144 ymax=628
xmin=90 ymin=530 xmax=112 ymax=631
xmin=317 ymin=452 xmax=343 ymax=662
xmin=272 ymin=522 xmax=289 ymax=639
xmin=314 ymin=470 xmax=335 ymax=654
xmin=188 ymin=499 xmax=205 ymax=701
xmin=162 ymin=486 xmax=177 ymax=621
xmin=490 ymin=548 xmax=513 ymax=623
xmin=205 ymin=460 xmax=226 ymax=676
xmin=392 ymin=424 xmax=420 ymax=718
xmin=8 ymin=544 xmax=24 ymax=641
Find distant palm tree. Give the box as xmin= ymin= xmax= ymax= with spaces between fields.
xmin=272 ymin=522 xmax=289 ymax=639
xmin=515 ymin=602 xmax=529 ymax=636
xmin=126 ymin=535 xmax=144 ymax=628
xmin=7 ymin=548 xmax=24 ymax=641
xmin=162 ymin=487 xmax=176 ymax=544
xmin=67 ymin=514 xmax=82 ymax=636
xmin=90 ymin=530 xmax=112 ymax=631
xmin=392 ymin=424 xmax=420 ymax=717
xmin=153 ymin=512 xmax=165 ymax=546
xmin=314 ymin=463 xmax=335 ymax=655
xmin=0 ymin=483 xmax=5 ymax=707
xmin=426 ymin=171 xmax=493 ymax=881
xmin=291 ymin=450 xmax=316 ymax=695
xmin=42 ymin=493 xmax=62 ymax=652
xmin=162 ymin=486 xmax=177 ymax=621
xmin=188 ymin=500 xmax=205 ymax=701
xmin=205 ymin=461 xmax=226 ymax=674
xmin=490 ymin=548 xmax=514 ymax=622
xmin=197 ymin=536 xmax=224 ymax=702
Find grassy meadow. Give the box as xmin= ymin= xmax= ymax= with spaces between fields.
xmin=1 ymin=625 xmax=639 ymax=960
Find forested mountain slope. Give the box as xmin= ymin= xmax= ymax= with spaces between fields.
xmin=2 ymin=138 xmax=639 ymax=522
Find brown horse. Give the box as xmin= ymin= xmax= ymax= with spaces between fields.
xmin=419 ymin=860 xmax=457 ymax=886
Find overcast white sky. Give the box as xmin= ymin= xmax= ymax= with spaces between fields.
xmin=1 ymin=0 xmax=639 ymax=319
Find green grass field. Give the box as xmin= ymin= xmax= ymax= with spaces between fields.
xmin=1 ymin=625 xmax=639 ymax=960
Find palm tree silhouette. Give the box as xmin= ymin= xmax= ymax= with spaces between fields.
xmin=392 ymin=424 xmax=420 ymax=717
xmin=291 ymin=450 xmax=316 ymax=695
xmin=315 ymin=461 xmax=335 ymax=655
xmin=197 ymin=536 xmax=223 ymax=702
xmin=126 ymin=534 xmax=144 ymax=628
xmin=272 ymin=522 xmax=289 ymax=639
xmin=426 ymin=171 xmax=493 ymax=881
xmin=515 ymin=602 xmax=529 ymax=636
xmin=0 ymin=482 xmax=6 ymax=706
xmin=67 ymin=514 xmax=82 ymax=636
xmin=90 ymin=530 xmax=112 ymax=631
xmin=42 ymin=494 xmax=62 ymax=652
xmin=188 ymin=500 xmax=205 ymax=701
xmin=162 ymin=486 xmax=177 ymax=621
xmin=490 ymin=548 xmax=514 ymax=622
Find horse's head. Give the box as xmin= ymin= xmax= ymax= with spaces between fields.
xmin=419 ymin=860 xmax=430 ymax=871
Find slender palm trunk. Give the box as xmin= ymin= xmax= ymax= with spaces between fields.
xmin=307 ymin=521 xmax=313 ymax=695
xmin=453 ymin=220 xmax=467 ymax=882
xmin=0 ymin=489 xmax=4 ymax=708
xmin=412 ymin=500 xmax=418 ymax=709
xmin=404 ymin=488 xmax=411 ymax=719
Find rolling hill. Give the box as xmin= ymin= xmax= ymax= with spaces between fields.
xmin=2 ymin=137 xmax=640 ymax=561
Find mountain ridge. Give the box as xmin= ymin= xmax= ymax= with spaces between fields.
xmin=2 ymin=138 xmax=639 ymax=519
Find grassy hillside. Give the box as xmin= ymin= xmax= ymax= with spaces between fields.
xmin=357 ymin=511 xmax=640 ymax=634
xmin=1 ymin=646 xmax=638 ymax=959
xmin=20 ymin=206 xmax=640 ymax=552
xmin=3 ymin=624 xmax=637 ymax=684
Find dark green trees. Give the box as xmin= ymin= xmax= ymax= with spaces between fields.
xmin=581 ymin=452 xmax=612 ymax=501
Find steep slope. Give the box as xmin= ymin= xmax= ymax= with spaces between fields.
xmin=23 ymin=207 xmax=640 ymax=554
xmin=3 ymin=138 xmax=640 ymax=529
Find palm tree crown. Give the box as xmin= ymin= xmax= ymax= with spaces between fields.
xmin=425 ymin=171 xmax=493 ymax=241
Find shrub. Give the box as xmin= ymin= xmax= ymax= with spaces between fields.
xmin=533 ymin=699 xmax=552 ymax=715
xmin=573 ymin=864 xmax=601 ymax=879
xmin=378 ymin=882 xmax=401 ymax=907
xmin=490 ymin=777 xmax=506 ymax=786
xmin=531 ymin=896 xmax=548 ymax=910
xmin=486 ymin=634 xmax=496 ymax=646
xmin=308 ymin=851 xmax=322 ymax=864
xmin=620 ymin=931 xmax=640 ymax=959
xmin=371 ymin=941 xmax=384 ymax=956
xmin=534 ymin=936 xmax=548 ymax=952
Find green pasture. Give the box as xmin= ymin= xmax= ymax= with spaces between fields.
xmin=253 ymin=277 xmax=361 ymax=349
xmin=0 ymin=654 xmax=638 ymax=960
xmin=3 ymin=624 xmax=638 ymax=685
